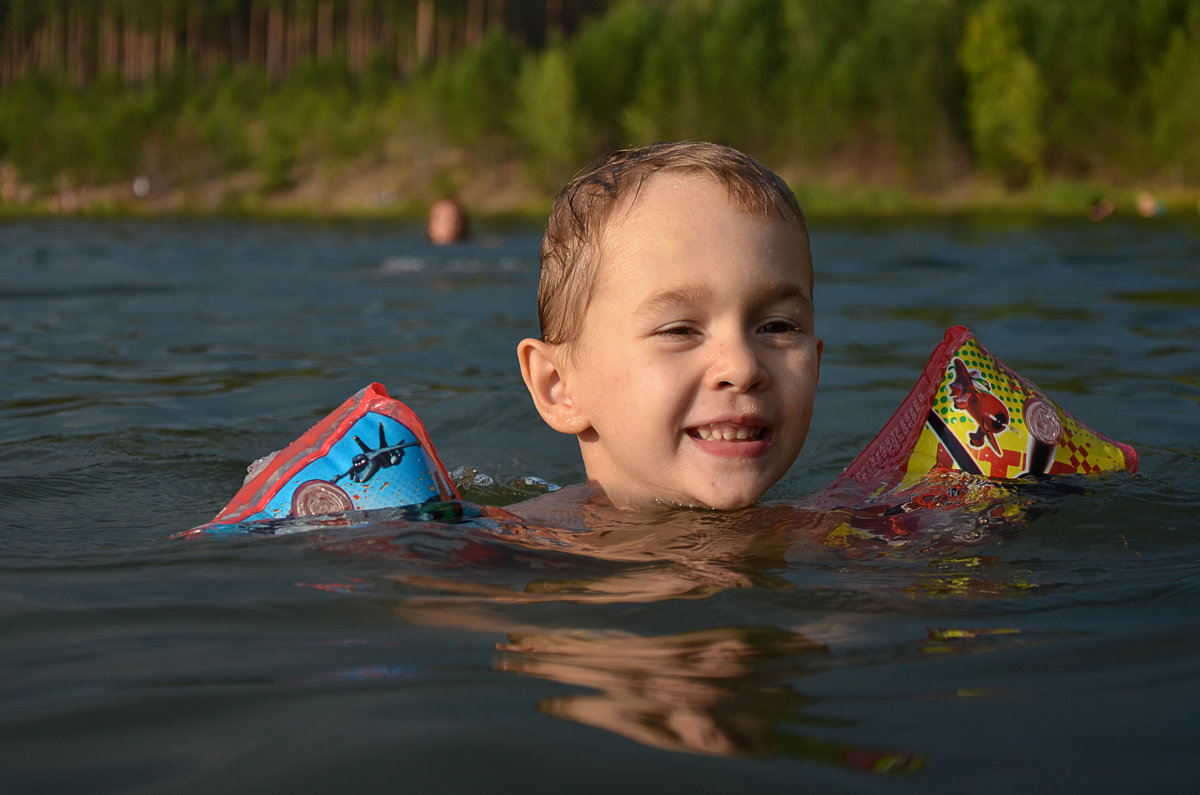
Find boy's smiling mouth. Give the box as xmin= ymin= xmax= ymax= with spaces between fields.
xmin=689 ymin=422 xmax=769 ymax=443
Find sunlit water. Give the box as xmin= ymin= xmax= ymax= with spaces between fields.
xmin=2 ymin=216 xmax=1198 ymax=792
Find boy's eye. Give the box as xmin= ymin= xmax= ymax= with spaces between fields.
xmin=760 ymin=320 xmax=801 ymax=335
xmin=656 ymin=324 xmax=698 ymax=337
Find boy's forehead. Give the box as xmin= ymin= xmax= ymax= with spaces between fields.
xmin=604 ymin=171 xmax=807 ymax=241
xmin=595 ymin=173 xmax=812 ymax=281
xmin=611 ymin=171 xmax=713 ymax=216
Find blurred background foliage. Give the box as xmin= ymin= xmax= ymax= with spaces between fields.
xmin=0 ymin=0 xmax=1197 ymax=214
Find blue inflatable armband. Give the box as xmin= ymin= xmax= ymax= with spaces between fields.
xmin=198 ymin=383 xmax=457 ymax=530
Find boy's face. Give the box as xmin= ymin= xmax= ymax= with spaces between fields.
xmin=559 ymin=175 xmax=821 ymax=510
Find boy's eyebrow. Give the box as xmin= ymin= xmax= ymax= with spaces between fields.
xmin=759 ymin=282 xmax=814 ymax=309
xmin=634 ymin=284 xmax=714 ymax=317
xmin=634 ymin=281 xmax=813 ymax=318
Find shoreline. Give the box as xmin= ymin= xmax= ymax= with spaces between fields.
xmin=1 ymin=162 xmax=1197 ymax=225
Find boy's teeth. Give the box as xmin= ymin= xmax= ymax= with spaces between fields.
xmin=695 ymin=424 xmax=762 ymax=441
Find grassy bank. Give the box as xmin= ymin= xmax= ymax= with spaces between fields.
xmin=3 ymin=148 xmax=1196 ymax=225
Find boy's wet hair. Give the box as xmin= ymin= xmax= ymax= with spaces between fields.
xmin=537 ymin=141 xmax=807 ymax=349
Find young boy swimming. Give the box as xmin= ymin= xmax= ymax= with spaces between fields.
xmin=517 ymin=141 xmax=822 ymax=512
xmin=201 ymin=141 xmax=819 ymax=531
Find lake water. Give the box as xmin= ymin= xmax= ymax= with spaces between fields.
xmin=2 ymin=215 xmax=1198 ymax=793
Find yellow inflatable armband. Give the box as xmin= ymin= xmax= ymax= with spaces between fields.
xmin=816 ymin=327 xmax=1138 ymax=550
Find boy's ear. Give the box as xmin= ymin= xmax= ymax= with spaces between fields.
xmin=517 ymin=338 xmax=589 ymax=435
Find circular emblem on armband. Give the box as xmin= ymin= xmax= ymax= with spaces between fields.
xmin=291 ymin=480 xmax=354 ymax=517
xmin=1023 ymin=397 xmax=1063 ymax=446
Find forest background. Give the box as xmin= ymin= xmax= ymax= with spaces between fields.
xmin=1 ymin=0 xmax=1198 ymax=219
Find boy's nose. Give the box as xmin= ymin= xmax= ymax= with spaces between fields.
xmin=706 ymin=336 xmax=768 ymax=392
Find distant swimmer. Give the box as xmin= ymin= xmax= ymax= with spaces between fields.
xmin=1136 ymin=190 xmax=1163 ymax=218
xmin=428 ymin=197 xmax=469 ymax=244
xmin=1089 ymin=197 xmax=1114 ymax=222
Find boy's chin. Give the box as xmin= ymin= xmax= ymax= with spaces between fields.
xmin=681 ymin=477 xmax=775 ymax=512
xmin=690 ymin=492 xmax=764 ymax=512
xmin=603 ymin=483 xmax=767 ymax=512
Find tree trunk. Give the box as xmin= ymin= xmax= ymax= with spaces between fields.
xmin=67 ymin=3 xmax=88 ymax=86
xmin=416 ymin=0 xmax=434 ymax=65
xmin=466 ymin=0 xmax=483 ymax=46
xmin=267 ymin=2 xmax=285 ymax=80
xmin=101 ymin=6 xmax=120 ymax=76
xmin=488 ymin=0 xmax=506 ymax=32
xmin=249 ymin=1 xmax=266 ymax=69
xmin=186 ymin=1 xmax=202 ymax=74
xmin=316 ymin=0 xmax=334 ymax=60
xmin=160 ymin=3 xmax=177 ymax=76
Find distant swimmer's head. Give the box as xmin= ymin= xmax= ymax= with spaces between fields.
xmin=427 ymin=197 xmax=469 ymax=245
xmin=518 ymin=142 xmax=821 ymax=511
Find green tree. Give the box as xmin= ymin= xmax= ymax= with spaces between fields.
xmin=569 ymin=0 xmax=662 ymax=151
xmin=425 ymin=27 xmax=522 ymax=149
xmin=1009 ymin=0 xmax=1149 ymax=176
xmin=619 ymin=3 xmax=705 ymax=145
xmin=774 ymin=0 xmax=877 ymax=168
xmin=695 ymin=0 xmax=787 ymax=152
xmin=511 ymin=42 xmax=588 ymax=186
xmin=1144 ymin=2 xmax=1200 ymax=181
xmin=959 ymin=0 xmax=1047 ymax=186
